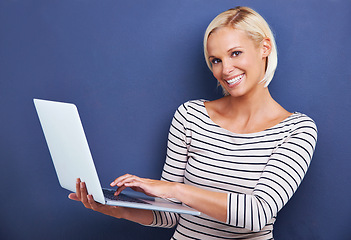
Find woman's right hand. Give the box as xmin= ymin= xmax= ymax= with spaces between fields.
xmin=68 ymin=178 xmax=125 ymax=219
xmin=68 ymin=178 xmax=154 ymax=225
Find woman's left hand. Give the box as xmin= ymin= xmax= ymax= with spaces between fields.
xmin=111 ymin=174 xmax=228 ymax=222
xmin=110 ymin=174 xmax=175 ymax=199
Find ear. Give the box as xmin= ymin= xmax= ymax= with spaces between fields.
xmin=261 ymin=38 xmax=272 ymax=58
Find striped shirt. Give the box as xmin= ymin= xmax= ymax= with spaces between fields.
xmin=149 ymin=100 xmax=317 ymax=240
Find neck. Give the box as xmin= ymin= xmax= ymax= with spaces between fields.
xmin=206 ymin=85 xmax=290 ymax=134
xmin=223 ymin=87 xmax=276 ymax=118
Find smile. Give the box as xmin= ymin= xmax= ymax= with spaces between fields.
xmin=226 ymin=74 xmax=244 ymax=86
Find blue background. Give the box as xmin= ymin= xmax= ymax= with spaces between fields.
xmin=1 ymin=0 xmax=350 ymax=239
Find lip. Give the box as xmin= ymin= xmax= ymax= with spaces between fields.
xmin=224 ymin=73 xmax=244 ymax=87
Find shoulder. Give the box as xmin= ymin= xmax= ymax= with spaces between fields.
xmin=288 ymin=112 xmax=317 ymax=129
xmin=284 ymin=112 xmax=318 ymax=141
xmin=171 ymin=99 xmax=209 ymax=126
xmin=176 ymin=99 xmax=207 ymax=114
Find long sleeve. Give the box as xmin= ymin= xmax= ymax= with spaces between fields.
xmin=147 ymin=100 xmax=317 ymax=239
xmin=148 ymin=103 xmax=191 ymax=228
xmin=226 ymin=117 xmax=317 ymax=231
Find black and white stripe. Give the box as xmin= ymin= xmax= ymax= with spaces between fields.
xmin=149 ymin=100 xmax=317 ymax=240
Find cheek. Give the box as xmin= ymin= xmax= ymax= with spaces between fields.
xmin=238 ymin=57 xmax=252 ymax=69
xmin=240 ymin=58 xmax=260 ymax=76
xmin=211 ymin=67 xmax=222 ymax=81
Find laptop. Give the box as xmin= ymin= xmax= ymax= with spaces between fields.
xmin=34 ymin=98 xmax=200 ymax=216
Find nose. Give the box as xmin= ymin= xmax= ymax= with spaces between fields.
xmin=222 ymin=59 xmax=234 ymax=76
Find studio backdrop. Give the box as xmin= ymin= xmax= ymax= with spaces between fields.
xmin=0 ymin=0 xmax=350 ymax=239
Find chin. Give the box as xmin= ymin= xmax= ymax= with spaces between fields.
xmin=226 ymin=88 xmax=248 ymax=98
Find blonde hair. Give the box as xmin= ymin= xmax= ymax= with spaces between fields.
xmin=204 ymin=6 xmax=278 ymax=89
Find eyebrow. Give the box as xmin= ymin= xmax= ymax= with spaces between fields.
xmin=227 ymin=46 xmax=242 ymax=53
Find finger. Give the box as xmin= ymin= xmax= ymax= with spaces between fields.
xmin=114 ymin=185 xmax=127 ymax=196
xmin=110 ymin=174 xmax=137 ymax=187
xmin=114 ymin=176 xmax=146 ymax=196
xmin=68 ymin=193 xmax=80 ymax=201
xmin=87 ymin=195 xmax=99 ymax=211
xmin=80 ymin=182 xmax=91 ymax=209
xmin=76 ymin=178 xmax=81 ymax=200
xmin=87 ymin=195 xmax=118 ymax=217
xmin=118 ymin=182 xmax=146 ymax=196
xmin=110 ymin=175 xmax=126 ymax=187
xmin=116 ymin=175 xmax=141 ymax=187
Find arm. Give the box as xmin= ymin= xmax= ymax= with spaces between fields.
xmin=225 ymin=116 xmax=318 ymax=231
xmin=112 ymin=175 xmax=228 ymax=222
xmin=113 ymin=107 xmax=318 ymax=231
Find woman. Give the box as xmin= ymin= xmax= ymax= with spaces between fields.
xmin=69 ymin=6 xmax=317 ymax=239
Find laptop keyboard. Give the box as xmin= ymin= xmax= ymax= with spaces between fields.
xmin=103 ymin=189 xmax=150 ymax=205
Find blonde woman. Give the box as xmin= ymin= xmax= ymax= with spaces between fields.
xmin=70 ymin=6 xmax=317 ymax=239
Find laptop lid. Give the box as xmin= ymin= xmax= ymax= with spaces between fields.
xmin=34 ymin=98 xmax=106 ymax=204
xmin=34 ymin=98 xmax=201 ymax=216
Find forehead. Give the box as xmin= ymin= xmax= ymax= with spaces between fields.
xmin=207 ymin=27 xmax=255 ymax=55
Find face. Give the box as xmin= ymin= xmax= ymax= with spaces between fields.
xmin=207 ymin=27 xmax=271 ymax=98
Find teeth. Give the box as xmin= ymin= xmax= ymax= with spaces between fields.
xmin=226 ymin=74 xmax=244 ymax=85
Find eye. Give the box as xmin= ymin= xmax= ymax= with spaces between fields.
xmin=231 ymin=51 xmax=242 ymax=57
xmin=211 ymin=58 xmax=221 ymax=64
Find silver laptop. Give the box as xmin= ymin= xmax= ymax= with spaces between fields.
xmin=34 ymin=98 xmax=200 ymax=216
